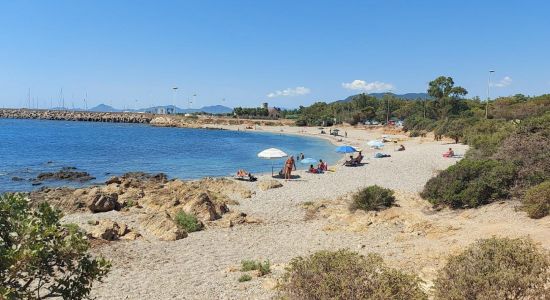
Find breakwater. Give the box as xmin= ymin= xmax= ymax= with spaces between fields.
xmin=0 ymin=109 xmax=153 ymax=124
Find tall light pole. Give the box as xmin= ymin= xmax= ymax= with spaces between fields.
xmin=486 ymin=70 xmax=495 ymax=119
xmin=385 ymin=90 xmax=393 ymax=125
xmin=172 ymin=87 xmax=178 ymax=114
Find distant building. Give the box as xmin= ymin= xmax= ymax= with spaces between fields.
xmin=151 ymin=107 xmax=175 ymax=115
xmin=268 ymin=107 xmax=281 ymax=119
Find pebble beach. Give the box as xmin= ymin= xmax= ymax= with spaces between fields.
xmin=59 ymin=125 xmax=549 ymax=299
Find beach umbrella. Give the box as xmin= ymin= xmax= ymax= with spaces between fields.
xmin=367 ymin=140 xmax=385 ymax=148
xmin=335 ymin=145 xmax=357 ymax=153
xmin=258 ymin=148 xmax=288 ymax=176
xmin=300 ymin=157 xmax=317 ymax=165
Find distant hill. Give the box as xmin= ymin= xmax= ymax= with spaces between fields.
xmin=335 ymin=92 xmax=430 ymax=103
xmin=200 ymin=105 xmax=233 ymax=114
xmin=88 ymin=104 xmax=120 ymax=112
xmin=85 ymin=103 xmax=233 ymax=114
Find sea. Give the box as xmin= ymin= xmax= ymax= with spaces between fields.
xmin=0 ymin=118 xmax=339 ymax=193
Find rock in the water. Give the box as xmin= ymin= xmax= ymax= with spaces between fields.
xmin=105 ymin=176 xmax=122 ymax=185
xmin=258 ymin=180 xmax=283 ymax=191
xmin=88 ymin=192 xmax=120 ymax=213
xmin=35 ymin=168 xmax=95 ymax=182
xmin=88 ymin=219 xmax=130 ymax=241
xmin=11 ymin=176 xmax=25 ymax=181
xmin=139 ymin=213 xmax=187 ymax=241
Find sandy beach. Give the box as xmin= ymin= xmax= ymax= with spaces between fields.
xmin=55 ymin=125 xmax=549 ymax=299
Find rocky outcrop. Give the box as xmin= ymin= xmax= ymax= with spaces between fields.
xmin=258 ymin=180 xmax=283 ymax=191
xmin=29 ymin=172 xmax=253 ymax=241
xmin=140 ymin=213 xmax=187 ymax=241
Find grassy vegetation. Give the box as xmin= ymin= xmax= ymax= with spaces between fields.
xmin=174 ymin=210 xmax=203 ymax=232
xmin=434 ymin=237 xmax=550 ymax=299
xmin=279 ymin=249 xmax=427 ymax=300
xmin=240 ymin=259 xmax=271 ymax=276
xmin=238 ymin=274 xmax=252 ymax=282
xmin=350 ymin=185 xmax=395 ymax=211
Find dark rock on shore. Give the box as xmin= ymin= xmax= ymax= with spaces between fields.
xmin=88 ymin=192 xmax=121 ymax=213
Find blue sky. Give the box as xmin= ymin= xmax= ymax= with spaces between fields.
xmin=1 ymin=0 xmax=549 ymax=109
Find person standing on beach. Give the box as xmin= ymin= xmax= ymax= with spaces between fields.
xmin=284 ymin=156 xmax=296 ymax=180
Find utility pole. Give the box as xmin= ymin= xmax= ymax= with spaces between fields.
xmin=172 ymin=87 xmax=178 ymax=114
xmin=486 ymin=70 xmax=495 ymax=119
xmin=385 ymin=90 xmax=392 ymax=125
xmin=84 ymin=92 xmax=88 ymax=110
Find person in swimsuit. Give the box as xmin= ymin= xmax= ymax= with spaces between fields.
xmin=284 ymin=156 xmax=296 ymax=180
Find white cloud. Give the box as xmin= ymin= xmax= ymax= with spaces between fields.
xmin=493 ymin=76 xmax=512 ymax=88
xmin=267 ymin=86 xmax=311 ymax=98
xmin=341 ymin=80 xmax=394 ymax=92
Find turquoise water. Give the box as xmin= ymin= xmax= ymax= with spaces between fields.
xmin=0 ymin=118 xmax=339 ymax=193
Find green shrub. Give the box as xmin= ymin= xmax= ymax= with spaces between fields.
xmin=421 ymin=159 xmax=516 ymax=208
xmin=241 ymin=260 xmax=259 ymax=271
xmin=238 ymin=274 xmax=252 ymax=282
xmin=493 ymin=114 xmax=550 ymax=190
xmin=279 ymin=249 xmax=427 ymax=300
xmin=409 ymin=129 xmax=427 ymax=137
xmin=350 ymin=185 xmax=396 ymax=211
xmin=174 ymin=211 xmax=202 ymax=233
xmin=463 ymin=119 xmax=515 ymax=158
xmin=240 ymin=259 xmax=271 ymax=276
xmin=522 ymin=181 xmax=550 ymax=219
xmin=434 ymin=237 xmax=550 ymax=299
xmin=0 ymin=193 xmax=110 ymax=299
xmin=258 ymin=260 xmax=271 ymax=276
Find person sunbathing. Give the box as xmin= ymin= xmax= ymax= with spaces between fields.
xmin=355 ymin=151 xmax=364 ymax=164
xmin=397 ymin=144 xmax=405 ymax=151
xmin=318 ymin=159 xmax=328 ymax=171
xmin=236 ymin=170 xmax=257 ymax=181
xmin=443 ymin=147 xmax=454 ymax=158
xmin=308 ymin=164 xmax=319 ymax=173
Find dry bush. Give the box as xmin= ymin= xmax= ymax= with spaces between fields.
xmin=522 ymin=181 xmax=550 ymax=219
xmin=434 ymin=237 xmax=550 ymax=299
xmin=350 ymin=185 xmax=395 ymax=211
xmin=279 ymin=249 xmax=427 ymax=300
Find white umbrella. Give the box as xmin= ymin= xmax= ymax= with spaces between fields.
xmin=367 ymin=140 xmax=385 ymax=148
xmin=258 ymin=148 xmax=288 ymax=176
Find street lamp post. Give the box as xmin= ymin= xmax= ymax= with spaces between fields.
xmin=172 ymin=87 xmax=178 ymax=114
xmin=486 ymin=70 xmax=495 ymax=119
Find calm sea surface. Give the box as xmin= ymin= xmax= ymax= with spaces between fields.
xmin=0 ymin=118 xmax=339 ymax=193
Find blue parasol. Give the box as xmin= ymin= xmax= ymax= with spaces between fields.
xmin=335 ymin=145 xmax=357 ymax=153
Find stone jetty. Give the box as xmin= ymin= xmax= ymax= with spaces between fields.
xmin=0 ymin=109 xmax=154 ymax=124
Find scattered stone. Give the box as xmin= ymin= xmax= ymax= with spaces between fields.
xmin=88 ymin=192 xmax=120 ymax=213
xmin=258 ymin=180 xmax=283 ymax=191
xmin=88 ymin=219 xmax=130 ymax=241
